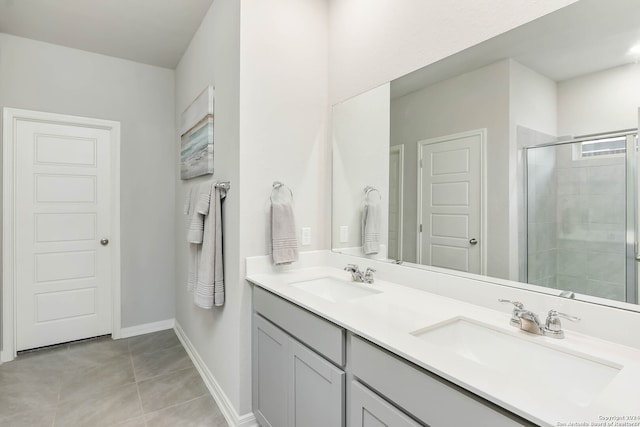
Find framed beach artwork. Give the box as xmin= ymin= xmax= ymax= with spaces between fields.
xmin=181 ymin=86 xmax=214 ymax=180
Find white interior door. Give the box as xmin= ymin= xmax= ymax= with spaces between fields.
xmin=388 ymin=145 xmax=404 ymax=260
xmin=14 ymin=115 xmax=114 ymax=350
xmin=418 ymin=130 xmax=483 ymax=274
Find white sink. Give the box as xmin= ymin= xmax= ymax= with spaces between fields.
xmin=411 ymin=317 xmax=621 ymax=406
xmin=290 ymin=277 xmax=382 ymax=303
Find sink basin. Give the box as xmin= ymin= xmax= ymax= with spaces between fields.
xmin=289 ymin=277 xmax=382 ymax=303
xmin=411 ymin=317 xmax=621 ymax=406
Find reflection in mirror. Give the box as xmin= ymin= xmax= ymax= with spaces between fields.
xmin=331 ymin=0 xmax=640 ymax=309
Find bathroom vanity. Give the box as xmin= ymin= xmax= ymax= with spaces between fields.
xmin=247 ymin=256 xmax=640 ymax=427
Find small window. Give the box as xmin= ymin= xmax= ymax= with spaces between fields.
xmin=576 ymin=136 xmax=626 ymax=159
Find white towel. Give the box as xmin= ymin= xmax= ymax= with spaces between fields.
xmin=362 ymin=202 xmax=380 ymax=255
xmin=194 ymin=185 xmax=226 ymax=308
xmin=271 ymin=201 xmax=298 ymax=265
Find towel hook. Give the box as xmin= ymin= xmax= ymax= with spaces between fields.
xmin=271 ymin=181 xmax=293 ymax=203
xmin=364 ymin=185 xmax=382 ymax=202
xmin=215 ymin=181 xmax=231 ymax=191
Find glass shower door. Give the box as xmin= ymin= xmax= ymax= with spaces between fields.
xmin=525 ymin=132 xmax=638 ymax=304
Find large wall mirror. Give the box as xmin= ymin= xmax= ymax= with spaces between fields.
xmin=332 ymin=0 xmax=640 ymax=311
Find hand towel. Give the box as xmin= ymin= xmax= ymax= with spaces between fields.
xmin=186 ymin=183 xmax=211 ymax=244
xmin=362 ymin=202 xmax=380 ymax=255
xmin=271 ymin=201 xmax=298 ymax=265
xmin=194 ymin=185 xmax=226 ymax=308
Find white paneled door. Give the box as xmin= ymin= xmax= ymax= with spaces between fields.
xmin=417 ymin=130 xmax=483 ymax=274
xmin=6 ymin=110 xmax=119 ymax=352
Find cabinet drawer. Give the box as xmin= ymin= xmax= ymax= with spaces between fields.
xmin=253 ymin=286 xmax=345 ymax=366
xmin=351 ymin=335 xmax=533 ymax=427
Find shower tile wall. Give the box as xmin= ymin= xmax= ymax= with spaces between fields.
xmin=554 ymin=144 xmax=626 ymax=301
xmin=527 ymin=145 xmax=558 ymax=286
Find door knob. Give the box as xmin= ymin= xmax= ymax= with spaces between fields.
xmin=100 ymin=238 xmax=109 ymax=246
xmin=469 ymin=238 xmax=478 ymax=245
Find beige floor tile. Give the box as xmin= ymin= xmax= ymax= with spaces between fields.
xmin=138 ymin=367 xmax=208 ymax=413
xmin=112 ymin=416 xmax=147 ymax=427
xmin=59 ymin=354 xmax=136 ymax=403
xmin=0 ymin=408 xmax=56 ymax=427
xmin=55 ymin=383 xmax=143 ymax=427
xmin=145 ymin=395 xmax=228 ymax=427
xmin=0 ymin=380 xmax=60 ymax=418
xmin=132 ymin=344 xmax=192 ymax=380
xmin=68 ymin=336 xmax=130 ymax=369
xmin=1 ymin=331 xmax=227 ymax=427
xmin=128 ymin=330 xmax=180 ymax=356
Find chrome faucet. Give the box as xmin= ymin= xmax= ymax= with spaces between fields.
xmin=344 ymin=264 xmax=376 ymax=284
xmin=499 ymin=299 xmax=580 ymax=339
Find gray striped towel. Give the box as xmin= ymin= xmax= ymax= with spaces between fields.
xmin=194 ymin=185 xmax=226 ymax=308
xmin=362 ymin=202 xmax=380 ymax=255
xmin=271 ymin=201 xmax=298 ymax=265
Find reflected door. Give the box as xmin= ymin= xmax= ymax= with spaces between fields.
xmin=15 ymin=117 xmax=113 ymax=350
xmin=417 ymin=130 xmax=482 ymax=273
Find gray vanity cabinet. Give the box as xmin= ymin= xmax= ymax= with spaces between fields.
xmin=350 ymin=380 xmax=421 ymax=427
xmin=252 ymin=285 xmax=533 ymax=427
xmin=253 ymin=287 xmax=346 ymax=427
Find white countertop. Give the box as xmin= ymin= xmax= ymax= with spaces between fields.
xmin=247 ymin=266 xmax=640 ymax=427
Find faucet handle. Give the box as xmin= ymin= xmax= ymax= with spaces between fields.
xmin=498 ymin=299 xmax=524 ymax=309
xmin=544 ymin=310 xmax=580 ymax=339
xmin=344 ymin=264 xmax=359 ymax=272
xmin=547 ymin=310 xmax=580 ymax=322
xmin=363 ymin=267 xmax=376 ymax=283
xmin=499 ymin=299 xmax=524 ymax=328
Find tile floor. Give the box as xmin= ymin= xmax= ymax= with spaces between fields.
xmin=0 ymin=329 xmax=229 ymax=427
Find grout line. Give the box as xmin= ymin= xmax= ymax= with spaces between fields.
xmin=135 ymin=364 xmax=196 ymax=384
xmin=143 ymin=394 xmax=209 ymax=419
xmin=131 ymin=349 xmax=147 ymax=426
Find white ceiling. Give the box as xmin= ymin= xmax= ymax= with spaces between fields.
xmin=0 ymin=0 xmax=214 ymax=69
xmin=391 ymin=0 xmax=640 ymax=99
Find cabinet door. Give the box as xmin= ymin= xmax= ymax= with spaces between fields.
xmin=253 ymin=314 xmax=289 ymax=427
xmin=289 ymin=339 xmax=345 ymax=427
xmin=350 ymin=381 xmax=421 ymax=427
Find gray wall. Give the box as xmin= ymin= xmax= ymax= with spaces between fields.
xmin=174 ymin=0 xmax=329 ymax=417
xmin=0 ymin=33 xmax=176 ymax=328
xmin=174 ymin=0 xmax=243 ymax=415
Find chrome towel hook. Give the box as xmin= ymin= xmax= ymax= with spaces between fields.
xmin=271 ymin=181 xmax=293 ymax=203
xmin=364 ymin=185 xmax=381 ymax=202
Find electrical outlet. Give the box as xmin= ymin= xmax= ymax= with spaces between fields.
xmin=340 ymin=226 xmax=349 ymax=243
xmin=302 ymin=227 xmax=311 ymax=245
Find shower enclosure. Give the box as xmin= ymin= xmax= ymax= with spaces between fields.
xmin=524 ymin=130 xmax=638 ymax=304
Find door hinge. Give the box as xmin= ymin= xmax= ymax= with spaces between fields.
xmin=419 ymin=224 xmax=423 ymax=233
xmin=420 ymin=159 xmax=423 ymax=168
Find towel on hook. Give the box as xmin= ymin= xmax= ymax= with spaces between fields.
xmin=187 ymin=183 xmax=211 ymax=244
xmin=186 ymin=184 xmax=210 ymax=291
xmin=362 ymin=202 xmax=380 ymax=255
xmin=271 ymin=201 xmax=298 ymax=265
xmin=194 ymin=184 xmax=226 ymax=308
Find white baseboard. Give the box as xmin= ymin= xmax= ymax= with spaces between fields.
xmin=118 ymin=319 xmax=175 ymax=339
xmin=174 ymin=321 xmax=258 ymax=427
